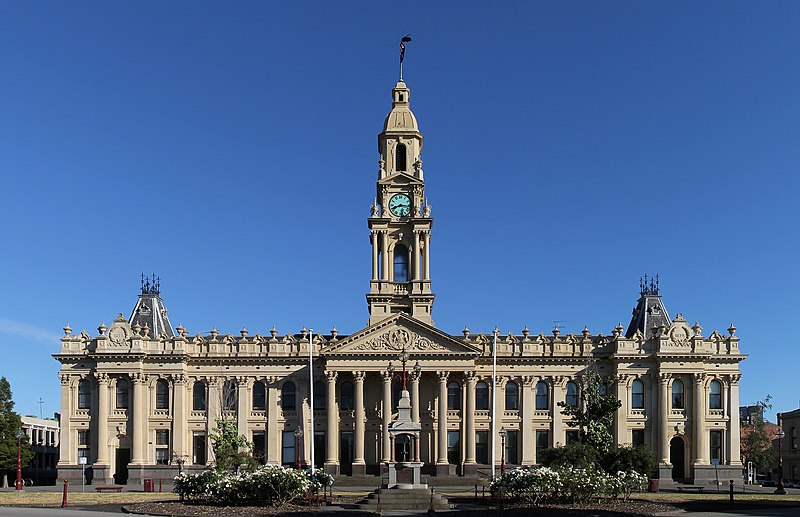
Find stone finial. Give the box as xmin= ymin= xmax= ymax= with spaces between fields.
xmin=615 ymin=323 xmax=625 ymax=335
xmin=727 ymin=323 xmax=736 ymax=337
xmin=97 ymin=322 xmax=107 ymax=336
xmin=692 ymin=321 xmax=703 ymax=336
xmin=132 ymin=322 xmax=142 ymax=335
xmin=270 ymin=326 xmax=278 ymax=338
xmin=63 ymin=324 xmax=72 ymax=337
xmin=301 ymin=326 xmax=308 ymax=339
xmin=142 ymin=323 xmax=151 ymax=337
xmin=330 ymin=326 xmax=338 ymax=340
xmin=493 ymin=326 xmax=500 ymax=336
xmin=176 ymin=323 xmax=186 ymax=337
xmin=240 ymin=327 xmax=248 ymax=338
xmin=522 ymin=326 xmax=530 ymax=338
xmin=552 ymin=326 xmax=560 ymax=337
xmin=210 ymin=327 xmax=219 ymax=340
xmin=582 ymin=326 xmax=590 ymax=338
xmin=463 ymin=326 xmax=470 ymax=338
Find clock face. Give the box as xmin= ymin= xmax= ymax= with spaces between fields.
xmin=389 ymin=194 xmax=411 ymax=217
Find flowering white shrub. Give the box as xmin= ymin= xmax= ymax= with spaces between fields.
xmin=173 ymin=465 xmax=332 ymax=507
xmin=490 ymin=465 xmax=646 ymax=506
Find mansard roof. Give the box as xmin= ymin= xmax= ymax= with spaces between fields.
xmin=625 ymin=274 xmax=670 ymax=340
xmin=128 ymin=274 xmax=174 ymax=338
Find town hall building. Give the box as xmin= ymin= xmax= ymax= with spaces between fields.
xmin=54 ymin=74 xmax=746 ymax=487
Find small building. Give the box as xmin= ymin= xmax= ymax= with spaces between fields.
xmin=778 ymin=409 xmax=800 ymax=483
xmin=20 ymin=415 xmax=60 ymax=486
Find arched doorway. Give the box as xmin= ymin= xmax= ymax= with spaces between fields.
xmin=113 ymin=434 xmax=131 ymax=485
xmin=669 ymin=436 xmax=685 ymax=481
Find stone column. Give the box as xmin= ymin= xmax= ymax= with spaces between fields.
xmin=658 ymin=373 xmax=670 ymax=464
xmin=266 ymin=377 xmax=279 ymax=464
xmin=412 ymin=230 xmax=421 ymax=281
xmin=423 ymin=231 xmax=431 ymax=280
xmin=353 ymin=371 xmax=366 ymax=475
xmin=131 ymin=373 xmax=146 ymax=465
xmin=436 ymin=371 xmax=449 ymax=474
xmin=464 ymin=372 xmax=477 ymax=472
xmin=58 ymin=374 xmax=72 ymax=465
xmin=207 ymin=377 xmax=221 ymax=464
xmin=95 ymin=373 xmax=110 ymax=466
xmin=173 ymin=374 xmax=187 ymax=466
xmin=325 ymin=371 xmax=339 ymax=473
xmin=728 ymin=374 xmax=742 ymax=464
xmin=693 ymin=373 xmax=707 ymax=465
xmin=551 ymin=376 xmax=565 ymax=448
xmin=615 ymin=374 xmax=629 ymax=446
xmin=381 ymin=230 xmax=389 ymax=281
xmin=381 ymin=370 xmax=393 ymax=463
xmin=520 ymin=376 xmax=535 ymax=465
xmin=371 ymin=231 xmax=378 ymax=281
xmin=410 ymin=369 xmax=421 ymax=424
xmin=237 ymin=377 xmax=249 ymax=438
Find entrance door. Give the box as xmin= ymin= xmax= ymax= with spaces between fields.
xmin=669 ymin=437 xmax=685 ymax=481
xmin=340 ymin=432 xmax=354 ymax=475
xmin=114 ymin=449 xmax=130 ymax=485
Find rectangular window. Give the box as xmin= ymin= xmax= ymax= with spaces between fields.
xmin=192 ymin=432 xmax=206 ymax=465
xmin=253 ymin=431 xmax=266 ymax=464
xmin=566 ymin=430 xmax=579 ymax=446
xmin=78 ymin=430 xmax=90 ymax=446
xmin=475 ymin=431 xmax=489 ymax=464
xmin=710 ymin=430 xmax=723 ymax=464
xmin=282 ymin=431 xmax=297 ymax=466
xmin=447 ymin=431 xmax=461 ymax=466
xmin=505 ymin=430 xmax=518 ymax=465
xmin=632 ymin=429 xmax=645 ymax=447
xmin=155 ymin=430 xmax=170 ymax=465
xmin=536 ymin=430 xmax=549 ymax=456
xmin=77 ymin=447 xmax=89 ymax=461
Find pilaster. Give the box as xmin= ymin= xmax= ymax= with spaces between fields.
xmin=436 ymin=371 xmax=449 ymax=475
xmin=352 ymin=371 xmax=366 ymax=475
xmin=324 ymin=371 xmax=339 ymax=474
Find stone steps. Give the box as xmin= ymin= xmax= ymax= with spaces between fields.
xmin=356 ymin=488 xmax=451 ymax=510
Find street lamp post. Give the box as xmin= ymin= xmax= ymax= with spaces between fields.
xmin=15 ymin=429 xmax=24 ymax=491
xmin=294 ymin=428 xmax=303 ymax=470
xmin=775 ymin=412 xmax=786 ymax=495
xmin=499 ymin=428 xmax=507 ymax=476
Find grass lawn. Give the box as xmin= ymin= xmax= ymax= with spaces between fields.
xmin=0 ymin=491 xmax=177 ymax=506
xmin=634 ymin=492 xmax=800 ymax=503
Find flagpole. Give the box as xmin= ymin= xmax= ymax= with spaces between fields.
xmin=309 ymin=328 xmax=314 ymax=476
xmin=492 ymin=326 xmax=499 ymax=479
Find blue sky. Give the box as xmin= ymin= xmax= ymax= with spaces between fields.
xmin=1 ymin=1 xmax=798 ymax=421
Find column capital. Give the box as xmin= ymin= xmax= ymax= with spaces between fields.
xmin=436 ymin=371 xmax=449 ymax=383
xmin=59 ymin=373 xmax=72 ymax=385
xmin=522 ymin=375 xmax=536 ymax=387
xmin=615 ymin=373 xmax=632 ymax=384
xmin=170 ymin=373 xmax=188 ymax=385
xmin=410 ymin=369 xmax=422 ymax=382
xmin=658 ymin=372 xmax=671 ymax=384
xmin=381 ymin=370 xmax=393 ymax=382
xmin=325 ymin=370 xmax=338 ymax=383
xmin=464 ymin=371 xmax=477 ymax=383
xmin=95 ymin=372 xmax=110 ymax=384
xmin=693 ymin=372 xmax=707 ymax=384
xmin=130 ymin=372 xmax=145 ymax=384
xmin=728 ymin=373 xmax=742 ymax=385
xmin=266 ymin=375 xmax=281 ymax=386
xmin=352 ymin=371 xmax=366 ymax=382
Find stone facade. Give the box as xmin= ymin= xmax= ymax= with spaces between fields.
xmin=54 ymin=78 xmax=746 ymax=487
xmin=778 ymin=409 xmax=800 ymax=483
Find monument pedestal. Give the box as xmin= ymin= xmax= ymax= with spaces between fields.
xmin=387 ymin=461 xmax=426 ymax=489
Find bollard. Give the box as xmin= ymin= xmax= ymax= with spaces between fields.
xmin=61 ymin=479 xmax=68 ymax=508
xmin=729 ymin=479 xmax=734 ymax=506
xmin=158 ymin=478 xmax=162 ymax=493
xmin=428 ymin=487 xmax=435 ymax=514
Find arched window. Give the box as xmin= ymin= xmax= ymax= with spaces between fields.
xmin=252 ymin=381 xmax=266 ymax=410
xmin=505 ymin=382 xmax=519 ymax=410
xmin=192 ymin=381 xmax=206 ymax=411
xmin=156 ymin=379 xmax=169 ymax=410
xmin=565 ymin=381 xmax=578 ymax=406
xmin=448 ymin=382 xmax=461 ymax=410
xmin=393 ymin=244 xmax=409 ymax=282
xmin=709 ymin=380 xmax=722 ymax=410
xmin=222 ymin=380 xmax=237 ymax=411
xmin=535 ymin=382 xmax=549 ymax=410
xmin=313 ymin=381 xmax=325 ymax=410
xmin=340 ymin=382 xmax=354 ymax=410
xmin=476 ymin=381 xmax=489 ymax=410
xmin=77 ymin=379 xmax=91 ymax=409
xmin=631 ymin=379 xmax=645 ymax=409
xmin=396 ymin=143 xmax=407 ymax=171
xmin=281 ymin=381 xmax=296 ymax=410
xmin=672 ymin=379 xmax=685 ymax=409
xmin=115 ymin=379 xmax=129 ymax=409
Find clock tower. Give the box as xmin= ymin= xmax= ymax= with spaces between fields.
xmin=366 ymin=80 xmax=434 ymax=326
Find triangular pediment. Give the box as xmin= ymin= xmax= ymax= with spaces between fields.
xmin=377 ymin=172 xmax=424 ymax=186
xmin=322 ymin=314 xmax=479 ymax=357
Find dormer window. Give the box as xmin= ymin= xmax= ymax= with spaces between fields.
xmin=396 ymin=143 xmax=407 ymax=171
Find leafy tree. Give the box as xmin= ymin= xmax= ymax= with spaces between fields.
xmin=557 ymin=365 xmax=621 ymax=453
xmin=539 ymin=441 xmax=599 ymax=469
xmin=209 ymin=419 xmax=256 ymax=471
xmin=602 ymin=445 xmax=658 ymax=477
xmin=740 ymin=395 xmax=774 ymax=473
xmin=0 ymin=377 xmax=34 ymax=481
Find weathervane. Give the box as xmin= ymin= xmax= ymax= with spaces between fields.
xmin=399 ymin=34 xmax=412 ymax=81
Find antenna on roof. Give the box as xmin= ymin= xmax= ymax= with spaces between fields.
xmin=38 ymin=398 xmax=44 ymax=419
xmin=553 ymin=320 xmax=569 ymax=332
